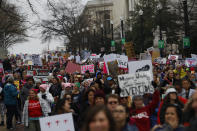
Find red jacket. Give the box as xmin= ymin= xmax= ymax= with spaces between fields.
xmin=129 ymin=90 xmax=160 ymax=131
xmin=157 ymin=96 xmax=187 ymax=124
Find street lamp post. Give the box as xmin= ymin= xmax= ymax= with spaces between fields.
xmin=157 ymin=3 xmax=164 ymax=57
xmin=77 ymin=30 xmax=81 ymax=54
xmin=183 ymin=0 xmax=190 ymax=57
xmin=139 ymin=9 xmax=144 ymax=53
xmin=86 ymin=27 xmax=89 ymax=51
xmin=82 ymin=28 xmax=85 ymax=50
xmin=111 ymin=20 xmax=114 ymax=41
xmin=101 ymin=24 xmax=104 ymax=52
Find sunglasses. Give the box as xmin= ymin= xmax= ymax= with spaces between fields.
xmin=108 ymin=101 xmax=118 ymax=105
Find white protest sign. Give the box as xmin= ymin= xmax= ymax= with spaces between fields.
xmin=140 ymin=53 xmax=152 ymax=60
xmin=0 ymin=63 xmax=4 ymax=73
xmin=116 ymin=55 xmax=128 ymax=68
xmin=81 ymin=64 xmax=95 ymax=74
xmin=191 ymin=54 xmax=197 ymax=60
xmin=39 ymin=113 xmax=75 ymax=131
xmin=185 ymin=58 xmax=197 ymax=67
xmin=75 ymin=55 xmax=80 ymax=63
xmin=168 ymin=55 xmax=178 ymax=60
xmin=32 ymin=54 xmax=43 ymax=66
xmin=27 ymin=71 xmax=34 ymax=76
xmin=128 ymin=60 xmax=153 ymax=74
xmin=118 ymin=71 xmax=154 ymax=97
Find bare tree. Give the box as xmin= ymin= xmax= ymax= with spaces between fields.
xmin=0 ymin=0 xmax=27 ymax=49
xmin=40 ymin=0 xmax=86 ymax=42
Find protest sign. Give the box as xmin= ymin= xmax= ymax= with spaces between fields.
xmin=107 ymin=60 xmax=119 ymax=76
xmin=65 ymin=62 xmax=81 ymax=74
xmin=27 ymin=71 xmax=34 ymax=76
xmin=185 ymin=58 xmax=197 ymax=67
xmin=191 ymin=54 xmax=197 ymax=60
xmin=118 ymin=71 xmax=154 ymax=97
xmin=168 ymin=55 xmax=178 ymax=61
xmin=124 ymin=42 xmax=135 ymax=59
xmin=116 ymin=55 xmax=128 ymax=69
xmin=81 ymin=64 xmax=95 ymax=74
xmin=36 ymin=70 xmax=50 ymax=76
xmin=32 ymin=54 xmax=43 ymax=66
xmin=0 ymin=63 xmax=4 ymax=75
xmin=76 ymin=55 xmax=80 ymax=63
xmin=152 ymin=50 xmax=160 ymax=62
xmin=140 ymin=53 xmax=152 ymax=60
xmin=104 ymin=54 xmax=118 ymax=75
xmin=128 ymin=60 xmax=153 ymax=75
xmin=39 ymin=113 xmax=75 ymax=131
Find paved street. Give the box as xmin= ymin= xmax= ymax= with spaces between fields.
xmin=0 ymin=125 xmax=24 ymax=131
xmin=0 ymin=116 xmax=24 ymax=131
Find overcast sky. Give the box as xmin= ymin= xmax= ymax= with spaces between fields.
xmin=8 ymin=0 xmax=88 ymax=54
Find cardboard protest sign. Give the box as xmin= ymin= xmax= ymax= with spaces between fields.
xmin=124 ymin=42 xmax=135 ymax=59
xmin=107 ymin=60 xmax=119 ymax=76
xmin=65 ymin=62 xmax=81 ymax=74
xmin=168 ymin=55 xmax=178 ymax=61
xmin=81 ymin=64 xmax=95 ymax=74
xmin=118 ymin=71 xmax=154 ymax=97
xmin=128 ymin=60 xmax=153 ymax=75
xmin=185 ymin=58 xmax=197 ymax=67
xmin=39 ymin=113 xmax=75 ymax=131
xmin=104 ymin=54 xmax=118 ymax=75
xmin=152 ymin=50 xmax=160 ymax=62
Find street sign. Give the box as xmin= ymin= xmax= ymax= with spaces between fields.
xmin=121 ymin=38 xmax=125 ymax=45
xmin=111 ymin=47 xmax=115 ymax=52
xmin=183 ymin=37 xmax=190 ymax=48
xmin=111 ymin=40 xmax=115 ymax=46
xmin=101 ymin=47 xmax=105 ymax=52
xmin=158 ymin=40 xmax=164 ymax=49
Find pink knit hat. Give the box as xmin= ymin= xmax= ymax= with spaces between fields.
xmin=62 ymin=83 xmax=73 ymax=90
xmin=39 ymin=84 xmax=49 ymax=91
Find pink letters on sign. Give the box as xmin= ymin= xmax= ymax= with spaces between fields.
xmin=81 ymin=65 xmax=95 ymax=74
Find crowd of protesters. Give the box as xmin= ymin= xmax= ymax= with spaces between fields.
xmin=0 ymin=56 xmax=197 ymax=131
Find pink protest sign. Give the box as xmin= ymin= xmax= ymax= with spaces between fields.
xmin=81 ymin=64 xmax=95 ymax=74
xmin=65 ymin=62 xmax=81 ymax=74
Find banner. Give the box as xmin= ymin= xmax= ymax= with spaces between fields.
xmin=39 ymin=113 xmax=75 ymax=131
xmin=118 ymin=71 xmax=154 ymax=97
xmin=185 ymin=58 xmax=197 ymax=67
xmin=81 ymin=64 xmax=95 ymax=74
xmin=65 ymin=62 xmax=81 ymax=74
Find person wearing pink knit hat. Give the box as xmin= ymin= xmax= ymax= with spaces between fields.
xmin=37 ymin=84 xmax=54 ymax=113
xmin=60 ymin=83 xmax=73 ymax=99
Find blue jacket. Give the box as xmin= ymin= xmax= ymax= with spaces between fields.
xmin=4 ymin=83 xmax=19 ymax=105
xmin=123 ymin=124 xmax=139 ymax=131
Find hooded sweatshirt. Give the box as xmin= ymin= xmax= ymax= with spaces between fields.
xmin=129 ymin=90 xmax=160 ymax=131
